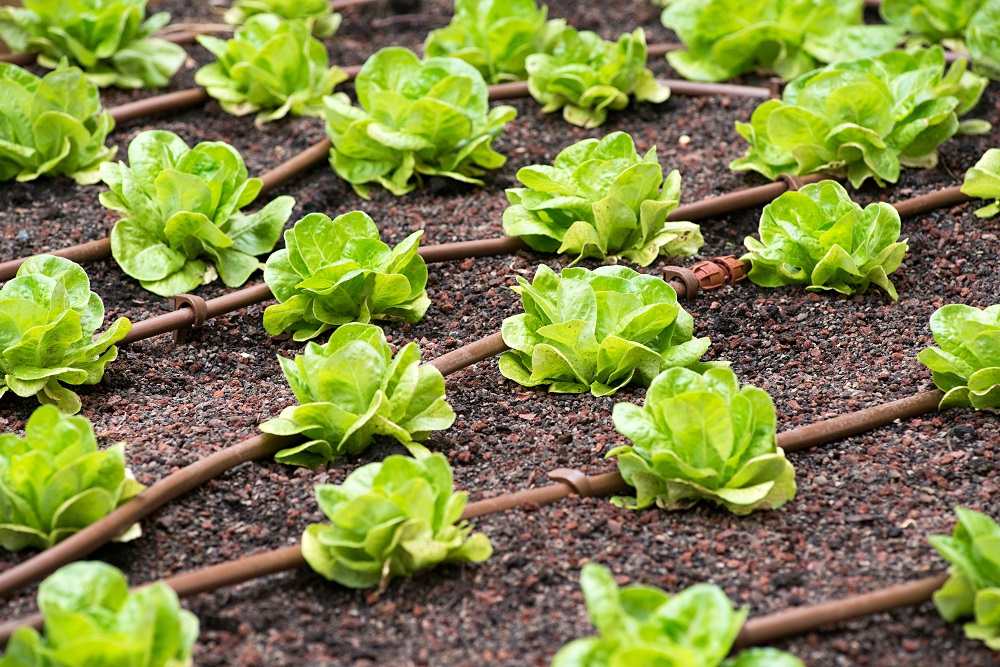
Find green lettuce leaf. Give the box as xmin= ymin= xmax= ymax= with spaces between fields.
xmin=0 ymin=405 xmax=144 ymax=551
xmin=551 ymin=563 xmax=805 ymax=666
xmin=662 ymin=0 xmax=901 ymax=82
xmin=259 ymin=323 xmax=455 ymax=468
xmin=302 ymin=451 xmax=491 ymax=590
xmin=917 ymin=303 xmax=1000 ymax=410
xmin=0 ymin=256 xmax=131 ymax=415
xmin=967 ymin=2 xmax=1000 ymax=79
xmin=263 ymin=211 xmax=430 ymax=341
xmin=499 ymin=264 xmax=719 ymax=397
xmin=102 ymin=130 xmax=295 ymax=297
xmin=197 ymin=14 xmax=347 ymax=124
xmin=0 ymin=0 xmax=185 ymax=88
xmin=503 ymin=131 xmax=703 ymax=265
xmin=0 ymin=63 xmax=116 ymax=185
xmin=929 ymin=507 xmax=1000 ymax=650
xmin=223 ymin=0 xmax=342 ymax=38
xmin=0 ymin=561 xmax=199 ymax=667
xmin=324 ymin=46 xmax=517 ymax=198
xmin=962 ymin=148 xmax=1000 ymax=218
xmin=525 ymin=26 xmax=669 ymax=128
xmin=731 ymin=46 xmax=990 ymax=187
xmin=742 ymin=180 xmax=908 ymax=299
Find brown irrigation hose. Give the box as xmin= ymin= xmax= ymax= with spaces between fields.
xmin=670 ymin=173 xmax=831 ymax=222
xmin=109 ymin=88 xmax=211 ymax=124
xmin=891 ymin=185 xmax=969 ymax=219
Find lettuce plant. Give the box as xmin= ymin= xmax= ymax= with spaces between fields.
xmin=197 ymin=14 xmax=348 ymax=124
xmin=0 ymin=256 xmax=131 ymax=415
xmin=608 ymin=367 xmax=796 ymax=516
xmin=0 ymin=405 xmax=144 ymax=551
xmin=503 ymin=132 xmax=703 ymax=266
xmin=918 ymin=304 xmax=1000 ymax=410
xmin=224 ymin=0 xmax=342 ymax=38
xmin=0 ymin=561 xmax=199 ymax=666
xmin=962 ymin=148 xmax=1000 ymax=218
xmin=424 ymin=0 xmax=562 ymax=84
xmin=742 ymin=180 xmax=908 ymax=300
xmin=0 ymin=64 xmax=115 ymax=185
xmin=731 ymin=47 xmax=990 ymax=187
xmin=324 ymin=47 xmax=516 ymax=198
xmin=525 ymin=27 xmax=669 ymax=128
xmin=661 ymin=0 xmax=901 ymax=83
xmin=260 ymin=324 xmax=455 ymax=468
xmin=101 ymin=130 xmax=295 ymax=297
xmin=552 ymin=563 xmax=805 ymax=666
xmin=0 ymin=0 xmax=186 ymax=89
xmin=302 ymin=451 xmax=492 ymax=590
xmin=499 ymin=265 xmax=715 ymax=397
xmin=929 ymin=507 xmax=1000 ymax=650
xmin=263 ymin=212 xmax=430 ymax=341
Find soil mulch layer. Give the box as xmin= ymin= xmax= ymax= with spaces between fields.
xmin=1 ymin=1 xmax=999 ymax=665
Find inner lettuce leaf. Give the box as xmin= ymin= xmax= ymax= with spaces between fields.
xmin=962 ymin=148 xmax=1000 ymax=218
xmin=918 ymin=303 xmax=1000 ymax=410
xmin=224 ymin=0 xmax=342 ymax=38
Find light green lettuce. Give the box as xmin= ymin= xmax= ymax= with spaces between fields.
xmin=0 ymin=256 xmax=131 ymax=415
xmin=0 ymin=64 xmax=115 ymax=185
xmin=324 ymin=46 xmax=517 ymax=198
xmin=224 ymin=0 xmax=342 ymax=38
xmin=742 ymin=180 xmax=908 ymax=299
xmin=0 ymin=562 xmax=199 ymax=667
xmin=962 ymin=148 xmax=1000 ymax=218
xmin=0 ymin=0 xmax=186 ymax=88
xmin=499 ymin=265 xmax=716 ymax=397
xmin=526 ymin=27 xmax=669 ymax=128
xmin=503 ymin=132 xmax=702 ymax=265
xmin=608 ymin=367 xmax=796 ymax=516
xmin=101 ymin=130 xmax=295 ymax=297
xmin=930 ymin=507 xmax=1000 ymax=650
xmin=552 ymin=563 xmax=805 ymax=666
xmin=302 ymin=451 xmax=492 ymax=590
xmin=0 ymin=405 xmax=144 ymax=551
xmin=260 ymin=324 xmax=455 ymax=468
xmin=197 ymin=14 xmax=347 ymax=124
xmin=918 ymin=303 xmax=1000 ymax=410
xmin=263 ymin=211 xmax=430 ymax=341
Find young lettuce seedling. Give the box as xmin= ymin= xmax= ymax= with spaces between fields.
xmin=0 ymin=256 xmax=131 ymax=414
xmin=224 ymin=0 xmax=343 ymax=38
xmin=918 ymin=303 xmax=1000 ymax=410
xmin=962 ymin=148 xmax=1000 ymax=218
xmin=302 ymin=451 xmax=492 ymax=590
xmin=552 ymin=563 xmax=805 ymax=666
xmin=101 ymin=130 xmax=295 ymax=297
xmin=0 ymin=0 xmax=186 ymax=88
xmin=0 ymin=562 xmax=199 ymax=666
xmin=608 ymin=367 xmax=796 ymax=516
xmin=503 ymin=132 xmax=703 ymax=266
xmin=260 ymin=323 xmax=455 ymax=468
xmin=742 ymin=180 xmax=908 ymax=299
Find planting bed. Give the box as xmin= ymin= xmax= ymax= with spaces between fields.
xmin=1 ymin=0 xmax=999 ymax=665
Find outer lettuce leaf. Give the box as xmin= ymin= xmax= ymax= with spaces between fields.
xmin=499 ymin=264 xmax=719 ymax=397
xmin=197 ymin=14 xmax=347 ymax=124
xmin=263 ymin=211 xmax=430 ymax=341
xmin=0 ymin=64 xmax=116 ymax=185
xmin=302 ymin=451 xmax=491 ymax=590
xmin=608 ymin=367 xmax=796 ymax=516
xmin=967 ymin=2 xmax=1000 ymax=79
xmin=259 ymin=323 xmax=455 ymax=468
xmin=224 ymin=0 xmax=342 ymax=38
xmin=0 ymin=256 xmax=131 ymax=415
xmin=0 ymin=0 xmax=185 ymax=88
xmin=526 ymin=27 xmax=669 ymax=128
xmin=742 ymin=180 xmax=908 ymax=299
xmin=551 ymin=563 xmax=805 ymax=666
xmin=324 ymin=47 xmax=516 ymax=198
xmin=503 ymin=132 xmax=703 ymax=265
xmin=918 ymin=303 xmax=1000 ymax=410
xmin=962 ymin=148 xmax=1000 ymax=218
xmin=929 ymin=507 xmax=1000 ymax=650
xmin=731 ymin=47 xmax=990 ymax=187
xmin=0 ymin=405 xmax=144 ymax=551
xmin=0 ymin=561 xmax=199 ymax=667
xmin=102 ymin=130 xmax=294 ymax=297
xmin=662 ymin=0 xmax=901 ymax=82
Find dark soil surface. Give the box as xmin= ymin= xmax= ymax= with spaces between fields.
xmin=1 ymin=1 xmax=999 ymax=665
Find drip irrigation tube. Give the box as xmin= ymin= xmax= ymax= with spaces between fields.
xmin=890 ymin=185 xmax=969 ymax=219
xmin=109 ymin=88 xmax=211 ymax=124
